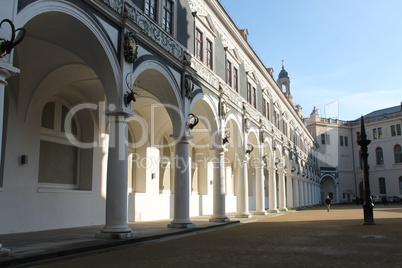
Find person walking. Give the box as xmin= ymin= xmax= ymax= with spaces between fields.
xmin=325 ymin=196 xmax=332 ymax=212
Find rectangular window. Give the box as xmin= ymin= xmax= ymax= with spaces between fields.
xmin=195 ymin=29 xmax=203 ymax=60
xmin=340 ymin=136 xmax=344 ymax=146
xmin=378 ymin=127 xmax=383 ymax=139
xmin=399 ymin=177 xmax=402 ymax=195
xmin=391 ymin=125 xmax=396 ymax=137
xmin=253 ymin=87 xmax=256 ymax=108
xmin=162 ymin=0 xmax=173 ymax=34
xmin=247 ymin=82 xmax=252 ymax=104
xmin=39 ymin=140 xmax=78 ymax=186
xmin=274 ymin=110 xmax=279 ymax=129
xmin=379 ymin=177 xmax=386 ymax=195
xmin=145 ymin=0 xmax=157 ymax=21
xmin=206 ymin=39 xmax=213 ymax=69
xmin=326 ymin=134 xmax=330 ymax=145
xmin=266 ymin=101 xmax=270 ymax=120
xmin=397 ymin=124 xmax=401 ymax=136
xmin=233 ymin=67 xmax=238 ymax=92
xmin=321 ymin=134 xmax=325 ymax=145
xmin=345 ymin=136 xmax=348 ymax=147
xmin=373 ymin=128 xmax=378 ymax=139
xmin=262 ymin=99 xmax=266 ymax=117
xmin=226 ymin=60 xmax=232 ymax=86
xmin=356 ymin=131 xmax=361 ymax=141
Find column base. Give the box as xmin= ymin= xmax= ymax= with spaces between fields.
xmin=235 ymin=213 xmax=252 ymax=218
xmin=95 ymin=231 xmax=136 ymax=239
xmin=209 ymin=216 xmax=230 ymax=222
xmin=361 ymin=221 xmax=376 ymax=226
xmin=168 ymin=222 xmax=196 ymax=229
xmin=279 ymin=207 xmax=288 ymax=212
xmin=253 ymin=211 xmax=268 ymax=215
xmin=268 ymin=209 xmax=279 ymax=213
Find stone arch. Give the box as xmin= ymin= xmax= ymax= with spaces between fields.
xmin=131 ymin=60 xmax=183 ymax=136
xmin=16 ymin=1 xmax=122 ymax=117
xmin=320 ymin=174 xmax=337 ymax=203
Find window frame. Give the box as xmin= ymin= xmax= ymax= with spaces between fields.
xmin=373 ymin=128 xmax=378 ymax=140
xmin=39 ymin=97 xmax=82 ymax=190
xmin=195 ymin=28 xmax=203 ymax=61
xmin=206 ymin=38 xmax=213 ymax=69
xmin=162 ymin=0 xmax=174 ymax=34
xmin=379 ymin=177 xmax=386 ymax=195
xmin=394 ymin=144 xmax=402 ymax=163
xmin=376 ymin=147 xmax=384 ymax=165
xmin=145 ymin=0 xmax=158 ymax=21
xmin=399 ymin=176 xmax=402 ymax=195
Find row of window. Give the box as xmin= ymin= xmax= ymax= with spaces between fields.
xmin=379 ymin=176 xmax=402 ymax=195
xmin=145 ymin=0 xmax=174 ymax=34
xmin=372 ymin=127 xmax=382 ymax=140
xmin=194 ymin=14 xmax=309 ymax=154
xmin=375 ymin=145 xmax=402 ymax=165
xmin=391 ymin=124 xmax=401 ymax=137
xmin=356 ymin=124 xmax=401 ymax=140
xmin=339 ymin=135 xmax=349 ymax=147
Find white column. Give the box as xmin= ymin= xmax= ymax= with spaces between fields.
xmin=98 ymin=113 xmax=134 ymax=238
xmin=286 ymin=176 xmax=293 ymax=209
xmin=168 ymin=135 xmax=195 ymax=228
xmin=0 ymin=64 xmax=18 ymax=166
xmin=268 ymin=168 xmax=278 ymax=213
xmin=304 ymin=181 xmax=308 ymax=206
xmin=335 ymin=184 xmax=340 ymax=204
xmin=278 ymin=170 xmax=288 ymax=211
xmin=293 ymin=178 xmax=299 ymax=208
xmin=255 ymin=160 xmax=267 ymax=215
xmin=0 ymin=63 xmax=19 ymax=256
xmin=210 ymin=147 xmax=229 ymax=222
xmin=299 ymin=180 xmax=305 ymax=207
xmin=236 ymin=155 xmax=251 ymax=218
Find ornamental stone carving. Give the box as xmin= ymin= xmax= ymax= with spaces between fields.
xmin=124 ymin=3 xmax=186 ymax=63
xmin=103 ymin=0 xmax=123 ymax=13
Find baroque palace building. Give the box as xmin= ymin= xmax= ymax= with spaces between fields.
xmin=0 ymin=0 xmax=319 ymax=238
xmin=306 ymin=104 xmax=402 ymax=204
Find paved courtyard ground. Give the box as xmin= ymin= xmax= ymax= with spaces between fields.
xmin=35 ymin=204 xmax=402 ymax=268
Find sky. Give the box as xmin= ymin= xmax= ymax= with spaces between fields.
xmin=218 ymin=0 xmax=402 ymax=120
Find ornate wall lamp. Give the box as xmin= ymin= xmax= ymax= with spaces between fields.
xmin=187 ymin=113 xmax=199 ymax=130
xmin=123 ymin=31 xmax=139 ymax=107
xmin=245 ymin=144 xmax=254 ymax=155
xmin=0 ymin=19 xmax=26 ymax=58
xmin=124 ymin=75 xmax=140 ymax=107
xmin=222 ymin=131 xmax=230 ymax=145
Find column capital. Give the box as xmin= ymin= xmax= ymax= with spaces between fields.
xmin=210 ymin=146 xmax=228 ymax=153
xmin=105 ymin=108 xmax=136 ymax=118
xmin=0 ymin=62 xmax=20 ymax=84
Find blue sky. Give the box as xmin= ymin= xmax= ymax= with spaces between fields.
xmin=218 ymin=0 xmax=402 ymax=120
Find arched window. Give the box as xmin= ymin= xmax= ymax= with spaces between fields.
xmin=39 ymin=97 xmax=80 ymax=189
xmin=376 ymin=147 xmax=384 ymax=165
xmin=379 ymin=177 xmax=386 ymax=195
xmin=394 ymin=144 xmax=402 ymax=163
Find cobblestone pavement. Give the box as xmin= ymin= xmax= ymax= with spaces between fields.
xmin=23 ymin=204 xmax=402 ymax=268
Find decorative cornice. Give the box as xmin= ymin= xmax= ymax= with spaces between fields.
xmin=123 ymin=2 xmax=188 ymax=63
xmin=191 ymin=58 xmax=219 ymax=88
xmin=102 ymin=0 xmax=123 ymax=13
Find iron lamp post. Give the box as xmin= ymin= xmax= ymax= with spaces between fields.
xmin=357 ymin=116 xmax=375 ymax=225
